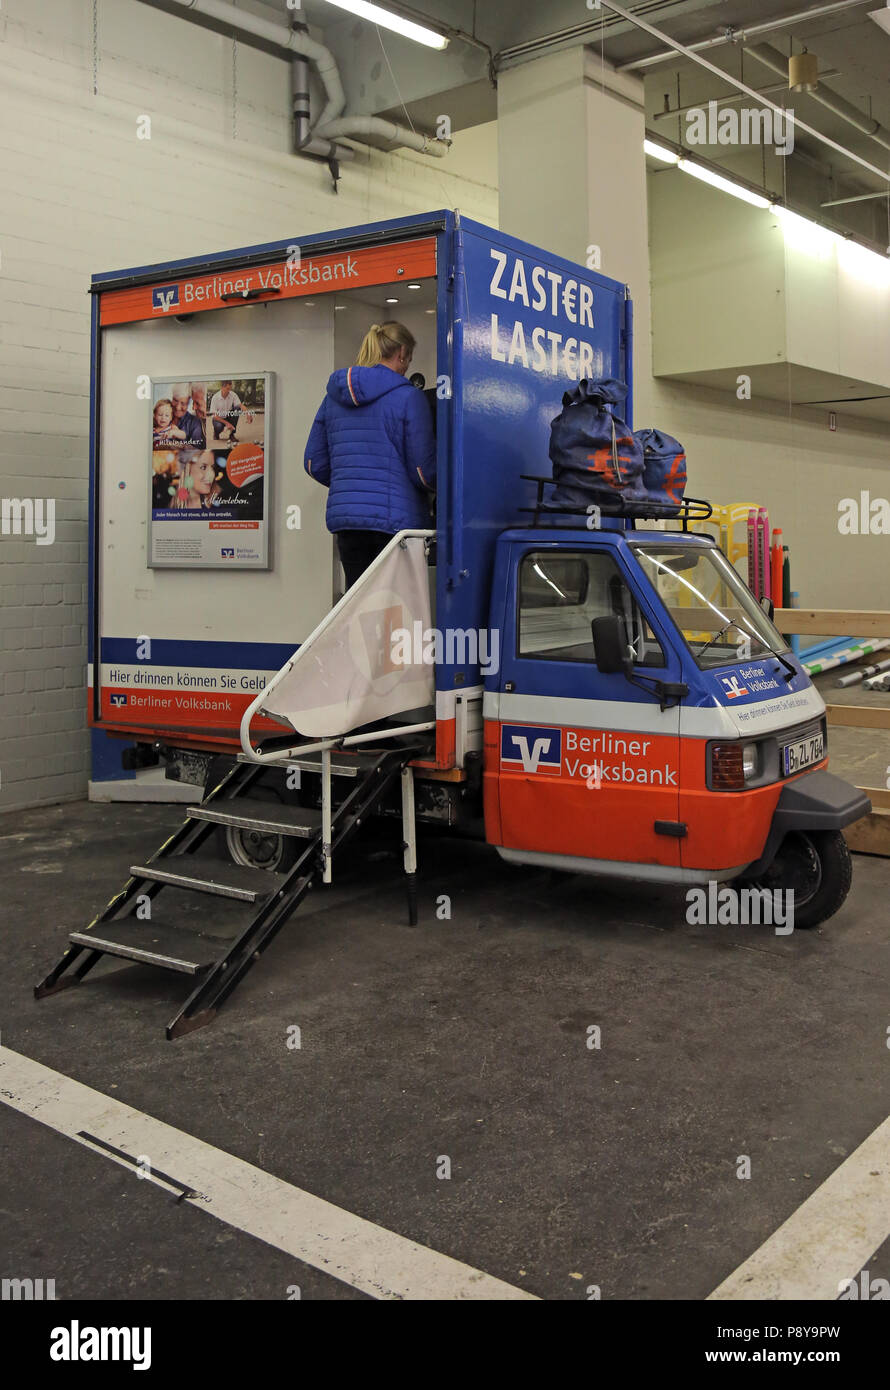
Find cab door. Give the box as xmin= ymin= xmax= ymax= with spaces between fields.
xmin=487 ymin=542 xmax=684 ymax=871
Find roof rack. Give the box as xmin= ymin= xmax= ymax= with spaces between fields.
xmin=519 ymin=476 xmax=713 ymax=532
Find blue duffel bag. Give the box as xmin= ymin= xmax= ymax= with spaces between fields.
xmin=634 ymin=428 xmax=687 ymax=516
xmin=549 ymin=378 xmax=646 ymax=511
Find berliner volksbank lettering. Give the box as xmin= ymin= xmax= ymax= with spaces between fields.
xmin=563 ymin=727 xmax=677 ymax=785
xmin=181 ymin=256 xmax=358 ymax=305
xmin=500 ymin=726 xmax=678 ymax=785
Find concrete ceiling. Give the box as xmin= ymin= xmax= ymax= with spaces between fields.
xmin=193 ymin=2 xmax=890 ymax=241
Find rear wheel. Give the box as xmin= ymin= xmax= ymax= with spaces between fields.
xmin=225 ymin=821 xmax=297 ymax=873
xmin=203 ymin=756 xmax=299 ymax=874
xmin=744 ymin=828 xmax=852 ymax=929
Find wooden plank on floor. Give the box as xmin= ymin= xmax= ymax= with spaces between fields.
xmin=774 ymin=609 xmax=890 ymax=637
xmin=826 ymin=704 xmax=890 ymax=730
xmin=844 ymin=809 xmax=890 ymax=858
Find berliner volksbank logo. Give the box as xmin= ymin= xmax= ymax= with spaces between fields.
xmin=151 ymin=285 xmax=180 ymax=312
xmin=720 ymin=674 xmax=749 ymax=700
xmin=500 ymin=724 xmax=562 ymax=774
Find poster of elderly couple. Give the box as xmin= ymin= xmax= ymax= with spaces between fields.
xmin=150 ymin=373 xmax=270 ymax=568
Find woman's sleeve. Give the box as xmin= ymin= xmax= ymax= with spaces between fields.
xmin=304 ymin=399 xmax=331 ymax=485
xmin=402 ymin=389 xmax=436 ymax=492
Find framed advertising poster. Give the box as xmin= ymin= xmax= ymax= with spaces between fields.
xmin=149 ymin=373 xmax=271 ymax=568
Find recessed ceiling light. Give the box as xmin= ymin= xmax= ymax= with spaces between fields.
xmin=425 ymin=308 xmax=435 ymax=314
xmin=408 ymin=282 xmax=422 ymax=289
xmin=386 ymin=297 xmax=399 ymax=304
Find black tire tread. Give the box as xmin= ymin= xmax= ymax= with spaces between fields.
xmin=793 ymin=829 xmax=852 ymax=929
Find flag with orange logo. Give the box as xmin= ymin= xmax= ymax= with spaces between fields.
xmin=259 ymin=534 xmax=433 ymax=736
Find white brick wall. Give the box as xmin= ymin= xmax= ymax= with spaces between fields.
xmin=0 ymin=0 xmax=498 ymax=812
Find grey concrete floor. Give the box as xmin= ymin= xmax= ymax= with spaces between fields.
xmin=811 ymin=669 xmax=890 ymax=790
xmin=1 ymin=796 xmax=889 ymax=1302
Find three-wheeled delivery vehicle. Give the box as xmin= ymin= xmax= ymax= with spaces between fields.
xmin=36 ymin=210 xmax=870 ymax=1036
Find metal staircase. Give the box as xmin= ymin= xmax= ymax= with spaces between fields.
xmin=35 ymin=740 xmax=429 ymax=1039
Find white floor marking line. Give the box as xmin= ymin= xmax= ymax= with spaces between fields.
xmin=709 ymin=1113 xmax=890 ymax=1300
xmin=0 ymin=1047 xmax=536 ymax=1301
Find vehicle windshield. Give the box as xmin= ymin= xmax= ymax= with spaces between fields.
xmin=633 ymin=543 xmax=789 ymax=670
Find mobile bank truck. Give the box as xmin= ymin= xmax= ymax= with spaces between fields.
xmin=36 ymin=211 xmax=870 ymax=1037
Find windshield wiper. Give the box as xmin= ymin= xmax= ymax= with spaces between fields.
xmin=696 ymin=620 xmax=735 ymax=658
xmin=697 ymin=620 xmax=796 ymax=683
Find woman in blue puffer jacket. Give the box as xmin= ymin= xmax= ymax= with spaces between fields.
xmin=304 ymin=321 xmax=436 ymax=588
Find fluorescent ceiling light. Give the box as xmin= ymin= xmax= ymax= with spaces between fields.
xmin=868 ymin=7 xmax=890 ymax=37
xmin=678 ymin=158 xmax=770 ymax=208
xmin=644 ymin=139 xmax=678 ymax=163
xmin=321 ymin=1 xmax=449 ymax=49
xmin=769 ymin=204 xmax=838 ymax=258
xmin=838 ymin=238 xmax=890 ymax=286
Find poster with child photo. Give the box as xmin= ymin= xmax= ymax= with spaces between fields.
xmin=149 ymin=374 xmax=270 ymax=569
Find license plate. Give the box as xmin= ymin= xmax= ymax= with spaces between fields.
xmin=782 ymin=732 xmax=824 ymax=776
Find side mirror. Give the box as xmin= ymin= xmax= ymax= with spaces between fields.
xmin=592 ymin=615 xmax=630 ymax=674
xmin=760 ymin=596 xmax=775 ymax=621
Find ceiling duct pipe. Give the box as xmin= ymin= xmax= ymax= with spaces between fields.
xmin=748 ymin=42 xmax=890 ymax=152
xmin=313 ymin=115 xmax=450 ymax=156
xmin=288 ymin=3 xmax=349 ymax=161
xmin=138 ymin=0 xmax=449 ymax=160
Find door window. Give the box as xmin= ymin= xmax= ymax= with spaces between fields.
xmin=518 ymin=551 xmax=665 ymax=667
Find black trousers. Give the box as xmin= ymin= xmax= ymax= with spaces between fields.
xmin=336 ymin=529 xmax=393 ymax=590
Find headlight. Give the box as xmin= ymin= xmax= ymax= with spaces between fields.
xmin=709 ymin=741 xmax=760 ymax=790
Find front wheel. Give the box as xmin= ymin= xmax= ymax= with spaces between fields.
xmin=744 ymin=829 xmax=852 ymax=929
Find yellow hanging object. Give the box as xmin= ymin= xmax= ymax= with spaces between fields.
xmin=789 ymin=51 xmax=818 ymax=93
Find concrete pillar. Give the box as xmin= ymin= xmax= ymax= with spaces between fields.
xmin=498 ymin=47 xmax=653 ymax=420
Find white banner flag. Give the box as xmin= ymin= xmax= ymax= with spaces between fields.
xmin=260 ymin=534 xmax=433 ymax=737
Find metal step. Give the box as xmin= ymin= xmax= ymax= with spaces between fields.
xmin=237 ymin=750 xmax=382 ymax=776
xmin=69 ymin=919 xmax=228 ymax=974
xmin=129 ymin=860 xmax=282 ymax=902
xmin=187 ymin=803 xmax=322 ymax=838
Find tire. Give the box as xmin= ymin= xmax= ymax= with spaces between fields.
xmin=745 ymin=828 xmax=852 ymax=930
xmin=203 ymin=756 xmax=299 ymax=874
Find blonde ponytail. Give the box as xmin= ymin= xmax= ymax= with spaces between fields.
xmin=356 ymin=320 xmax=416 ymax=367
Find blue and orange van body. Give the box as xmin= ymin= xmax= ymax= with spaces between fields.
xmin=482 ymin=527 xmax=867 ymax=886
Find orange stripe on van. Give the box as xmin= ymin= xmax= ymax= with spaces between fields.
xmin=99 ymin=238 xmax=437 ymax=327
